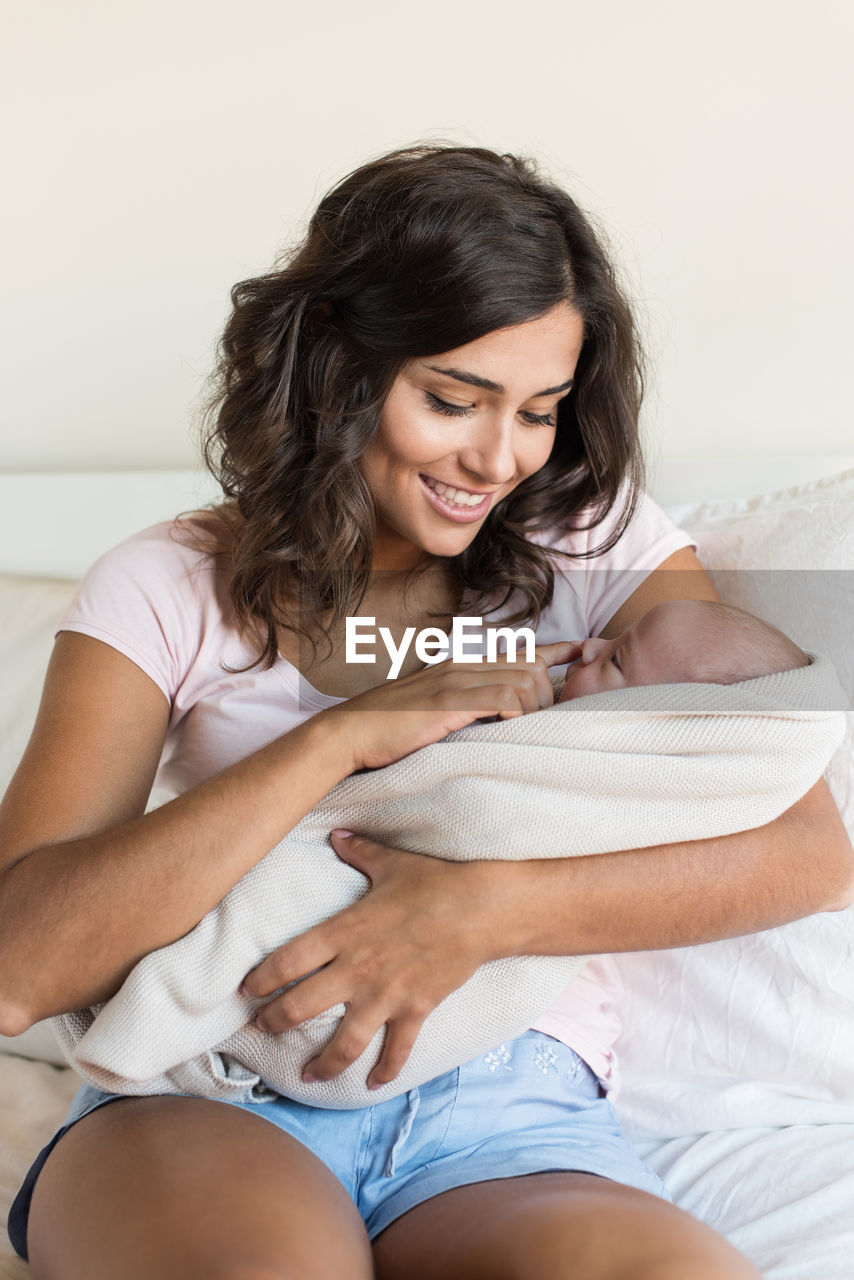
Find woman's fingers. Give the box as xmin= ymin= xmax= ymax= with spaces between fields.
xmin=301 ymin=1009 xmax=427 ymax=1087
xmin=242 ymin=930 xmax=336 ymax=1000
xmin=365 ymin=1015 xmax=426 ymax=1089
xmin=319 ymin=637 xmax=584 ymax=771
xmin=301 ymin=1012 xmax=381 ymax=1083
xmin=453 ymin=641 xmax=582 ymax=713
xmin=329 ymin=829 xmax=389 ymax=879
xmin=461 ymin=666 xmax=547 ymax=715
xmin=241 ymin=837 xmax=386 ymax=1000
xmin=254 ymin=964 xmax=346 ymax=1033
xmin=253 ymin=968 xmax=414 ymax=1086
xmin=535 ymin=640 xmax=584 ymax=666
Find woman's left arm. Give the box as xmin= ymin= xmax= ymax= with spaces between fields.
xmin=483 ymin=544 xmax=854 ymax=952
xmin=245 ymin=547 xmax=854 ymax=1085
xmin=581 ymin=544 xmax=853 ymax=910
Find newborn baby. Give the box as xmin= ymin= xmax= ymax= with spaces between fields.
xmin=558 ymin=599 xmax=809 ymax=703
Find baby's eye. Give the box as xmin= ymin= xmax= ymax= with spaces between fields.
xmin=610 ymin=654 xmax=620 ymax=668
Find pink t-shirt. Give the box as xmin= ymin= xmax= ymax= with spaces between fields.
xmin=58 ymin=486 xmax=695 ymax=1096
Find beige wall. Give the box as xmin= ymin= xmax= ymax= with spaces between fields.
xmin=3 ymin=0 xmax=852 ymax=470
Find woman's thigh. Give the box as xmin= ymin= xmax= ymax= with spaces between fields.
xmin=27 ymin=1095 xmax=374 ymax=1280
xmin=371 ymin=1171 xmax=762 ymax=1280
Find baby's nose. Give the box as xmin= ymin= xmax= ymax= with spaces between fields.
xmin=580 ymin=637 xmax=609 ymax=664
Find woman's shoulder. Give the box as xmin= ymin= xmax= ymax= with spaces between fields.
xmin=524 ymin=483 xmax=697 ymax=642
xmin=59 ymin=511 xmax=243 ymax=703
xmin=530 ymin=483 xmax=694 ymax=571
xmin=82 ymin=510 xmax=232 ymax=594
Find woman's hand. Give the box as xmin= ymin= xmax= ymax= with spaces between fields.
xmin=241 ymin=641 xmax=580 ymax=1089
xmin=240 ymin=830 xmax=500 ymax=1089
xmin=318 ymin=640 xmax=581 ymax=772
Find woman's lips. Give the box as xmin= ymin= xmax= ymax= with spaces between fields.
xmin=418 ymin=473 xmax=494 ymax=523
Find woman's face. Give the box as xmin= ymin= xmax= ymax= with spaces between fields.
xmin=359 ymin=303 xmax=585 ymax=571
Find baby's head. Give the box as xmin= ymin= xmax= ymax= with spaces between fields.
xmin=558 ymin=599 xmax=809 ymax=703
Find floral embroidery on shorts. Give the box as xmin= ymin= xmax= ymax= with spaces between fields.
xmin=483 ymin=1044 xmax=512 ymax=1073
xmin=565 ymin=1052 xmax=586 ymax=1083
xmin=533 ymin=1042 xmax=559 ymax=1075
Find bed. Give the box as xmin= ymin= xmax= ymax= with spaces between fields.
xmin=1 ymin=458 xmax=853 ymax=1278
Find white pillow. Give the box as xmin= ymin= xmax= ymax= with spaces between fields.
xmin=614 ymin=468 xmax=854 ymax=1141
xmin=0 ymin=1024 xmax=68 ymax=1067
xmin=0 ymin=574 xmax=79 ymax=797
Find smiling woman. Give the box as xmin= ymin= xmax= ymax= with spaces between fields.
xmin=4 ymin=142 xmax=840 ymax=1279
xmin=196 ymin=144 xmax=649 ymax=677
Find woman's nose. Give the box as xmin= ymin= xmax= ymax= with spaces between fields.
xmin=457 ymin=415 xmax=518 ymax=486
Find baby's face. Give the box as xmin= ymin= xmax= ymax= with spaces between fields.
xmin=558 ymin=601 xmax=706 ymax=703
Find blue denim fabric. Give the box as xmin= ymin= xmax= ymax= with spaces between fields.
xmin=8 ymin=1030 xmax=668 ymax=1260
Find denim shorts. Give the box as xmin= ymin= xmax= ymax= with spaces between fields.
xmin=8 ymin=1030 xmax=669 ymax=1260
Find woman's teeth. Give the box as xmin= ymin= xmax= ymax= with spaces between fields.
xmin=422 ymin=475 xmax=486 ymax=507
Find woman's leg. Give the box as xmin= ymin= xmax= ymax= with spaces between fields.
xmin=371 ymin=1171 xmax=761 ymax=1280
xmin=27 ymin=1095 xmax=374 ymax=1280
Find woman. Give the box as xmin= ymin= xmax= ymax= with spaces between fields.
xmin=1 ymin=143 xmax=850 ymax=1279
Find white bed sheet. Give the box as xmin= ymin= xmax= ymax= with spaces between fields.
xmin=637 ymin=1126 xmax=854 ymax=1280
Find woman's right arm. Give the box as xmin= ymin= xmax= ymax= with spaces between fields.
xmin=0 ymin=632 xmax=359 ymax=1033
xmin=0 ymin=630 xmax=576 ymax=1034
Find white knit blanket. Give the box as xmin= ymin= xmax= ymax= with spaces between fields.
xmin=53 ymin=656 xmax=847 ymax=1108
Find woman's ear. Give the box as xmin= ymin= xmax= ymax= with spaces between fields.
xmin=304 ymin=300 xmax=334 ymax=337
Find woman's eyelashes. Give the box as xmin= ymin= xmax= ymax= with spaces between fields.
xmin=424 ymin=390 xmax=556 ymax=428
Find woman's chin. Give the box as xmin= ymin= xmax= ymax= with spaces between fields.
xmin=373 ymin=521 xmax=484 ymax=569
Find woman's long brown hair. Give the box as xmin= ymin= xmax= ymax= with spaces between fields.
xmin=197 ymin=142 xmax=647 ymax=668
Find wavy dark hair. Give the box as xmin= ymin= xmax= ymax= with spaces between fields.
xmin=199 ymin=141 xmax=647 ymax=668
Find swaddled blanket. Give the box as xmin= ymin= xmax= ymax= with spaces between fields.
xmin=53 ymin=656 xmax=847 ymax=1108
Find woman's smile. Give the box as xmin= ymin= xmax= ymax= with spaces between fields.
xmin=418 ymin=473 xmax=494 ymax=521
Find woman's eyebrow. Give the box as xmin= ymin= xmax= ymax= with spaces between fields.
xmin=423 ymin=365 xmax=574 ymax=397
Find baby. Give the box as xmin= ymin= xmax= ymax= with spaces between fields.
xmin=558 ymin=599 xmax=809 ymax=703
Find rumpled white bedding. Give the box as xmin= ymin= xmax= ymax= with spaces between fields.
xmin=637 ymin=1125 xmax=854 ymax=1280
xmin=612 ymin=903 xmax=854 ymax=1136
xmin=53 ymin=656 xmax=846 ymax=1108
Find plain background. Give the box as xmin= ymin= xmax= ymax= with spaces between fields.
xmin=2 ymin=0 xmax=851 ymax=473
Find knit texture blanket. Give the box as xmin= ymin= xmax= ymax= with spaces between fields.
xmin=53 ymin=656 xmax=847 ymax=1108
